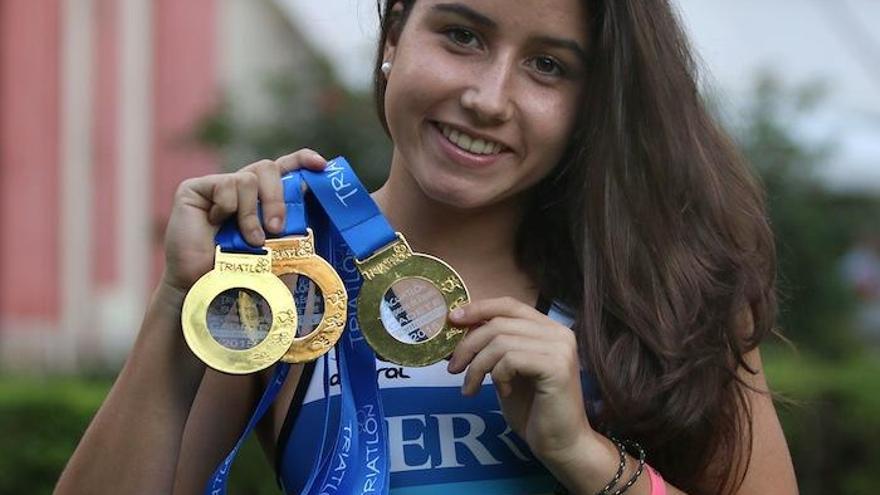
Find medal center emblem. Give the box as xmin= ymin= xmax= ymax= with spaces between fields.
xmin=380 ymin=278 xmax=447 ymax=344
xmin=206 ymin=288 xmax=273 ymax=350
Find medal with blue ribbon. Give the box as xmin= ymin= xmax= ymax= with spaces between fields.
xmin=203 ymin=172 xmax=385 ymax=495
xmin=301 ymin=157 xmax=470 ymax=367
xmin=264 ymin=174 xmax=347 ymax=364
xmin=182 ymin=172 xmax=346 ymax=374
xmin=181 ymin=221 xmax=296 ymax=376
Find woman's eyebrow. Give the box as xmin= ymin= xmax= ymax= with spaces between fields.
xmin=430 ymin=3 xmax=497 ymax=29
xmin=532 ymin=35 xmax=589 ymax=63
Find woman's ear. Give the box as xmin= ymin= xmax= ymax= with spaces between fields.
xmin=382 ymin=44 xmax=396 ymax=69
xmin=382 ymin=1 xmax=407 ymax=66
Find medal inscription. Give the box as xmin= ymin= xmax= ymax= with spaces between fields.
xmin=380 ymin=278 xmax=447 ymax=344
xmin=217 ymin=258 xmax=271 ymax=274
xmin=272 ymin=237 xmax=315 ymax=260
xmin=206 ymin=288 xmax=273 ymax=350
xmin=438 ymin=275 xmax=464 ymax=294
xmin=361 ymin=243 xmax=412 ymax=281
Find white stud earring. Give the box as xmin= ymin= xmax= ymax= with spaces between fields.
xmin=381 ymin=61 xmax=392 ymax=76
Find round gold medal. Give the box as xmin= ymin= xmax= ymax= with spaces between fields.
xmin=182 ymin=246 xmax=296 ymax=374
xmin=267 ymin=229 xmax=347 ymax=363
xmin=355 ymin=234 xmax=470 ymax=367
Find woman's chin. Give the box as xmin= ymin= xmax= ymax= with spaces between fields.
xmin=419 ymin=179 xmax=497 ymax=211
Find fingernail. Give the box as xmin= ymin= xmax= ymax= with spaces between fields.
xmin=268 ymin=217 xmax=282 ymax=232
xmin=251 ymin=229 xmax=265 ymax=245
xmin=450 ymin=308 xmax=465 ymax=320
xmin=446 ymin=358 xmax=459 ymax=373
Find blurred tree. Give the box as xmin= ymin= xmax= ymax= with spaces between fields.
xmin=192 ymin=56 xmax=392 ymax=190
xmin=729 ymin=74 xmax=880 ymax=357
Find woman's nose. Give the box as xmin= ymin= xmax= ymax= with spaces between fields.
xmin=459 ymin=60 xmax=515 ymax=124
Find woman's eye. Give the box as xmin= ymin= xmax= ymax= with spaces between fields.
xmin=445 ymin=27 xmax=481 ymax=48
xmin=530 ymin=56 xmax=565 ymax=77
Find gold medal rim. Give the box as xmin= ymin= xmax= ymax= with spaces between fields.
xmin=181 ymin=249 xmax=297 ymax=375
xmin=356 ymin=243 xmax=469 ymax=368
xmin=266 ymin=234 xmax=348 ymax=363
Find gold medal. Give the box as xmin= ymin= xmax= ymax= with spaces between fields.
xmin=355 ymin=233 xmax=470 ymax=367
xmin=267 ymin=229 xmax=347 ymax=363
xmin=182 ymin=246 xmax=296 ymax=374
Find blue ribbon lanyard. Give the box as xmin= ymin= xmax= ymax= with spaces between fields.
xmin=204 ymin=172 xmax=307 ymax=495
xmin=300 ymin=157 xmax=397 ymax=260
xmin=298 ymin=157 xmax=392 ymax=495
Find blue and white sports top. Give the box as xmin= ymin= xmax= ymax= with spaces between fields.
xmin=274 ymin=299 xmax=601 ymax=494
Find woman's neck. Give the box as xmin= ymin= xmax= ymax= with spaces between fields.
xmin=371 ymin=163 xmax=538 ymax=304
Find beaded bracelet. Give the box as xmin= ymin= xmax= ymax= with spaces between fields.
xmin=595 ymin=438 xmax=627 ymax=494
xmin=607 ymin=439 xmax=646 ymax=495
xmin=554 ymin=436 xmax=647 ymax=495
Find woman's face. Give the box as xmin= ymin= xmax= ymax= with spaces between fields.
xmin=383 ymin=0 xmax=589 ymax=209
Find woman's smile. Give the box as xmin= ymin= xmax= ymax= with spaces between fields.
xmin=428 ymin=120 xmax=511 ymax=170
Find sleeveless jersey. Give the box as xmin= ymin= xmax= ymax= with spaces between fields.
xmin=274 ymin=299 xmax=600 ymax=494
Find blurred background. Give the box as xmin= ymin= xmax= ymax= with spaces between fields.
xmin=0 ymin=0 xmax=878 ymax=493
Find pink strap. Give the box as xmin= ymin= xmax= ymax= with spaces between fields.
xmin=647 ymin=465 xmax=667 ymax=495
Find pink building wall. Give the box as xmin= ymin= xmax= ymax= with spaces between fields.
xmin=0 ymin=0 xmax=219 ymax=368
xmin=152 ymin=0 xmax=219 ymax=284
xmin=0 ymin=0 xmax=62 ymax=320
xmin=92 ymin=0 xmax=120 ymax=288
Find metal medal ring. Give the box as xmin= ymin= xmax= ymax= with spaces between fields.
xmin=355 ymin=234 xmax=470 ymax=367
xmin=181 ymin=247 xmax=296 ymax=374
xmin=266 ymin=230 xmax=348 ymax=363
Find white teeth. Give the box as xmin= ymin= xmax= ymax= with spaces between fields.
xmin=438 ymin=124 xmax=503 ymax=155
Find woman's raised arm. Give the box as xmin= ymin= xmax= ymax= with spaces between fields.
xmin=55 ymin=150 xmax=327 ymax=494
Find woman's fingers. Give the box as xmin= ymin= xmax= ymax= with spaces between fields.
xmin=235 ymin=150 xmax=327 ymax=236
xmin=460 ymin=334 xmax=547 ymax=396
xmin=218 ymin=149 xmax=328 ymax=242
xmin=448 ymin=311 xmax=571 ymax=372
xmin=274 ymin=148 xmax=327 ymax=172
xmin=448 ymin=316 xmax=536 ymax=373
xmin=240 ymin=160 xmax=284 ymax=234
xmin=234 ymin=171 xmax=264 ymax=246
xmin=450 ymin=296 xmax=544 ymax=325
xmin=491 ymin=350 xmax=536 ymax=398
xmin=205 ymin=175 xmax=239 ymax=225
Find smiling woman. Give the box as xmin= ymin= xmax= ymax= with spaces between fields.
xmin=56 ymin=1 xmax=797 ymax=495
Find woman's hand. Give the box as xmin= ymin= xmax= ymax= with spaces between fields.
xmin=446 ymin=297 xmax=599 ymax=468
xmin=161 ymin=149 xmax=326 ymax=294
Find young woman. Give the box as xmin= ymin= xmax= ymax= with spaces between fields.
xmin=56 ymin=0 xmax=798 ymax=493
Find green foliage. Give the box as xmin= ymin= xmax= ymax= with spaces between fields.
xmin=765 ymin=347 xmax=880 ymax=495
xmin=0 ymin=377 xmax=109 ymax=494
xmin=731 ymin=75 xmax=880 ymax=493
xmin=0 ymin=377 xmax=280 ymax=493
xmin=731 ymin=75 xmax=880 ymax=356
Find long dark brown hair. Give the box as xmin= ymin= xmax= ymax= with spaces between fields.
xmin=373 ymin=1 xmax=777 ymax=493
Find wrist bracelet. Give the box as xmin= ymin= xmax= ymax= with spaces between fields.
xmin=608 ymin=439 xmax=646 ymax=495
xmin=556 ymin=436 xmax=648 ymax=495
xmin=647 ymin=464 xmax=667 ymax=495
xmin=593 ymin=437 xmax=627 ymax=495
